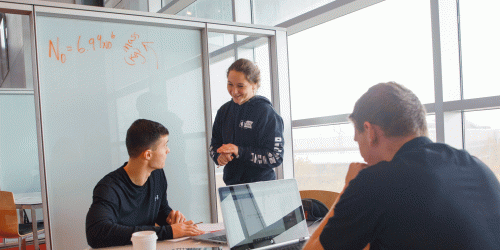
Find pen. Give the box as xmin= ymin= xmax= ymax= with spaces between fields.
xmin=195 ymin=221 xmax=203 ymax=225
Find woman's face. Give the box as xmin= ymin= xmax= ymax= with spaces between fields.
xmin=227 ymin=70 xmax=257 ymax=105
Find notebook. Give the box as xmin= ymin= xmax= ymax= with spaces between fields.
xmin=193 ymin=179 xmax=310 ymax=249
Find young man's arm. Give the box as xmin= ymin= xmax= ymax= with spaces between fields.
xmin=85 ymin=186 xmax=174 ymax=248
xmin=303 ymin=163 xmax=371 ymax=250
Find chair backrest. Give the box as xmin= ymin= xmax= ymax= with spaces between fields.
xmin=299 ymin=190 xmax=340 ymax=209
xmin=0 ymin=191 xmax=20 ymax=238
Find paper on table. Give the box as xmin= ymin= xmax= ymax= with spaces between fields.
xmin=197 ymin=223 xmax=225 ymax=232
xmin=167 ymin=236 xmax=190 ymax=242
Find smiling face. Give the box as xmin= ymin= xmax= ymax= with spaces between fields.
xmin=227 ymin=70 xmax=257 ymax=105
xmin=148 ymin=135 xmax=170 ymax=170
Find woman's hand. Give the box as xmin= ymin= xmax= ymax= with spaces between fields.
xmin=217 ymin=144 xmax=239 ymax=157
xmin=217 ymin=153 xmax=233 ymax=166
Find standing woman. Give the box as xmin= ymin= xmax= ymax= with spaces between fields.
xmin=209 ymin=58 xmax=284 ymax=185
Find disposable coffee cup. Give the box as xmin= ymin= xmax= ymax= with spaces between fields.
xmin=131 ymin=231 xmax=158 ymax=250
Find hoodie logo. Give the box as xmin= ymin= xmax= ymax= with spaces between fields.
xmin=155 ymin=195 xmax=159 ymax=202
xmin=239 ymin=120 xmax=253 ymax=129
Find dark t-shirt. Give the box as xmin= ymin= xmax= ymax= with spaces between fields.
xmin=86 ymin=163 xmax=173 ymax=248
xmin=320 ymin=137 xmax=500 ymax=250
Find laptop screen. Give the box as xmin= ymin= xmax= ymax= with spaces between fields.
xmin=219 ymin=179 xmax=309 ymax=249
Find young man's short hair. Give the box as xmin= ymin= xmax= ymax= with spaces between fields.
xmin=126 ymin=119 xmax=169 ymax=158
xmin=349 ymin=82 xmax=428 ymax=137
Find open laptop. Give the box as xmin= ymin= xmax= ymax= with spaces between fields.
xmin=193 ymin=179 xmax=310 ymax=250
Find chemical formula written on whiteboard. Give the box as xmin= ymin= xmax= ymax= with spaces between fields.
xmin=48 ymin=32 xmax=159 ymax=69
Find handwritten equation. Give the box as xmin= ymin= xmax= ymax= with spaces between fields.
xmin=48 ymin=32 xmax=159 ymax=69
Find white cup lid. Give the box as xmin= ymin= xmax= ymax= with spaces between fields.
xmin=131 ymin=231 xmax=158 ymax=241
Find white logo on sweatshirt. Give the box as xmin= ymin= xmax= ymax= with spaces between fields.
xmin=239 ymin=120 xmax=254 ymax=129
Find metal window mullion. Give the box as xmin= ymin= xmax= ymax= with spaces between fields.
xmin=231 ymin=0 xmax=236 ymax=22
xmin=270 ymin=30 xmax=293 ymax=180
xmin=431 ymin=0 xmax=445 ymax=143
xmin=456 ymin=0 xmax=466 ymax=149
xmin=201 ymin=24 xmax=217 ymax=223
xmin=250 ymin=0 xmax=254 ymax=24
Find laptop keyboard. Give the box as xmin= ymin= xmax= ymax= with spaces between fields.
xmin=209 ymin=234 xmax=227 ymax=242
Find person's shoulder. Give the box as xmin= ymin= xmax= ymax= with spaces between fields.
xmin=218 ymin=100 xmax=233 ymax=111
xmin=151 ymin=168 xmax=166 ymax=179
xmin=249 ymin=96 xmax=281 ymax=117
xmin=357 ymin=161 xmax=393 ymax=179
xmin=214 ymin=100 xmax=233 ymax=119
xmin=249 ymin=96 xmax=272 ymax=108
xmin=418 ymin=140 xmax=481 ymax=165
xmin=94 ymin=165 xmax=127 ymax=192
xmin=151 ymin=169 xmax=168 ymax=185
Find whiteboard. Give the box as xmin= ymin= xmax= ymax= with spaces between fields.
xmin=35 ymin=13 xmax=210 ymax=249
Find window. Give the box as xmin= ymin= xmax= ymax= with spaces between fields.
xmin=252 ymin=0 xmax=336 ymax=26
xmin=464 ymin=109 xmax=500 ymax=180
xmin=289 ymin=0 xmax=434 ymax=120
xmin=459 ymin=0 xmax=500 ymax=99
xmin=293 ymin=124 xmax=360 ymax=192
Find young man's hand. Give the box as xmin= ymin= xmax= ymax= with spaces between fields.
xmin=345 ymin=162 xmax=369 ymax=186
xmin=167 ymin=210 xmax=186 ymax=225
xmin=171 ymin=221 xmax=204 ymax=238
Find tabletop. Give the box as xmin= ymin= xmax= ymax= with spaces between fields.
xmin=12 ymin=191 xmax=44 ymax=250
xmin=14 ymin=192 xmax=42 ymax=205
xmin=92 ymin=223 xmax=320 ymax=250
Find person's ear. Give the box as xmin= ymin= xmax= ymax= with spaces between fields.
xmin=142 ymin=149 xmax=152 ymax=160
xmin=364 ymin=122 xmax=378 ymax=146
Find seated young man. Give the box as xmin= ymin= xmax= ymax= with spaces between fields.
xmin=86 ymin=119 xmax=203 ymax=248
xmin=304 ymin=82 xmax=500 ymax=250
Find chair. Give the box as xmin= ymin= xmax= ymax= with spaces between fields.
xmin=299 ymin=190 xmax=340 ymax=209
xmin=0 ymin=191 xmax=44 ymax=250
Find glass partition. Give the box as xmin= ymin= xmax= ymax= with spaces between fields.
xmin=0 ymin=5 xmax=43 ymax=247
xmin=0 ymin=2 xmax=287 ymax=249
xmin=35 ymin=11 xmax=209 ymax=249
xmin=207 ymin=31 xmax=271 ymax=221
xmin=0 ymin=13 xmax=32 ymax=88
xmin=177 ymin=0 xmax=233 ymax=22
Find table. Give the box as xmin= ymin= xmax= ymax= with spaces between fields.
xmin=14 ymin=192 xmax=43 ymax=250
xmin=93 ymin=223 xmax=320 ymax=250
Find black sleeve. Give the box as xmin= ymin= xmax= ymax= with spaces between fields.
xmin=319 ymin=173 xmax=381 ymax=250
xmin=85 ymin=184 xmax=173 ymax=248
xmin=209 ymin=108 xmax=224 ymax=165
xmin=238 ymin=107 xmax=284 ymax=169
xmin=155 ymin=173 xmax=173 ymax=226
